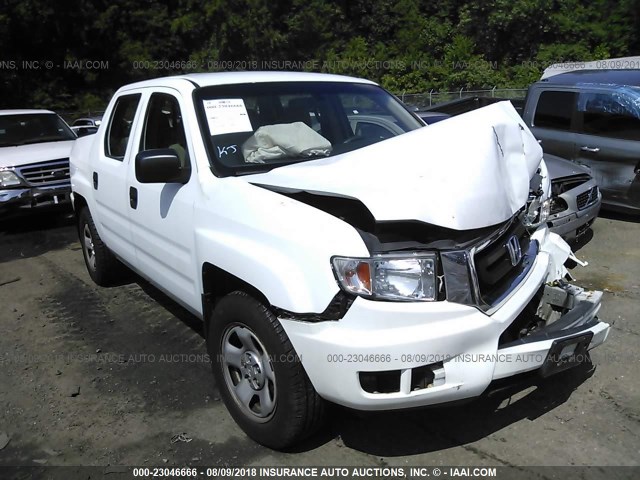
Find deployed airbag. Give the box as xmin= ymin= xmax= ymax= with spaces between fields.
xmin=242 ymin=122 xmax=332 ymax=163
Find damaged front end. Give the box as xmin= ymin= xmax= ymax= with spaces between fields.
xmin=256 ymin=102 xmax=608 ymax=404
xmin=272 ymin=182 xmax=609 ymax=385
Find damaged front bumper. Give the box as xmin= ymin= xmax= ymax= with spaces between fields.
xmin=279 ymin=230 xmax=610 ymax=410
xmin=493 ymin=282 xmax=607 ymax=379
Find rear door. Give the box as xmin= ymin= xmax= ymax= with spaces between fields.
xmin=526 ymin=87 xmax=578 ymax=160
xmin=126 ymin=89 xmax=200 ymax=312
xmin=92 ymin=93 xmax=143 ymax=265
xmin=573 ymin=88 xmax=640 ymax=210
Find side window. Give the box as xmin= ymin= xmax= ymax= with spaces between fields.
xmin=355 ymin=121 xmax=394 ymax=140
xmin=533 ymin=91 xmax=576 ymax=131
xmin=577 ymin=91 xmax=640 ymax=141
xmin=105 ymin=94 xmax=141 ymax=160
xmin=140 ymin=93 xmax=189 ymax=165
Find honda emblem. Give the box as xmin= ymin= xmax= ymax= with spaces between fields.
xmin=505 ymin=235 xmax=522 ymax=266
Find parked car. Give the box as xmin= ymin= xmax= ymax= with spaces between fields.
xmin=70 ymin=116 xmax=102 ymax=137
xmin=416 ymin=110 xmax=451 ymax=124
xmin=546 ymin=154 xmax=601 ymax=241
xmin=417 ymin=97 xmax=602 ymax=240
xmin=0 ymin=109 xmax=75 ymax=216
xmin=70 ymin=72 xmax=609 ymax=449
xmin=71 ymin=116 xmax=102 ymax=129
xmin=522 ymin=69 xmax=640 ymax=214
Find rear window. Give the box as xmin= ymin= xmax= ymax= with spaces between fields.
xmin=577 ymin=88 xmax=640 ymax=141
xmin=533 ymin=91 xmax=576 ymax=131
xmin=194 ymin=82 xmax=422 ymax=176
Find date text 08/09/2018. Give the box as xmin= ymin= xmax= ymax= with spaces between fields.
xmin=131 ymin=466 xmax=498 ymax=478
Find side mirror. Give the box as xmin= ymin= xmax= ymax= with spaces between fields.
xmin=75 ymin=126 xmax=98 ymax=137
xmin=135 ymin=148 xmax=191 ymax=184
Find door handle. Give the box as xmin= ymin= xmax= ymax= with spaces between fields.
xmin=580 ymin=146 xmax=600 ymax=153
xmin=129 ymin=187 xmax=138 ymax=209
xmin=635 ymin=162 xmax=640 ymax=175
xmin=92 ymin=172 xmax=98 ymax=190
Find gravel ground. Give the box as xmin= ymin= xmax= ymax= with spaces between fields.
xmin=0 ymin=209 xmax=638 ymax=474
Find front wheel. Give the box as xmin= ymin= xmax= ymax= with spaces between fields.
xmin=208 ymin=291 xmax=325 ymax=449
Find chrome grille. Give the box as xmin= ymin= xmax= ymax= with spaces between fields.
xmin=576 ymin=186 xmax=599 ymax=210
xmin=440 ymin=214 xmax=537 ymax=313
xmin=551 ymin=174 xmax=591 ymax=196
xmin=17 ymin=158 xmax=70 ymax=186
xmin=473 ymin=219 xmax=532 ymax=307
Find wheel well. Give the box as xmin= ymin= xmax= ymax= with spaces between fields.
xmin=201 ymin=263 xmax=270 ymax=337
xmin=72 ymin=192 xmax=88 ymax=219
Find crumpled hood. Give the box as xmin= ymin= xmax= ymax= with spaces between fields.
xmin=0 ymin=140 xmax=75 ymax=168
xmin=248 ymin=102 xmax=543 ymax=230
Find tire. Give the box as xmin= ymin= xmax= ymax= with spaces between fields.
xmin=77 ymin=207 xmax=123 ymax=286
xmin=208 ymin=291 xmax=325 ymax=449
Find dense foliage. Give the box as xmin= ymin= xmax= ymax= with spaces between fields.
xmin=0 ymin=0 xmax=638 ymax=111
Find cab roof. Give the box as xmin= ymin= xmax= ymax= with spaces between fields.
xmin=119 ymin=71 xmax=378 ymax=91
xmin=540 ymin=69 xmax=640 ymax=87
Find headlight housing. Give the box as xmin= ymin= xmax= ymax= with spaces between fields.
xmin=0 ymin=169 xmax=22 ymax=188
xmin=332 ymin=253 xmax=438 ymax=301
xmin=523 ymin=196 xmax=551 ymax=227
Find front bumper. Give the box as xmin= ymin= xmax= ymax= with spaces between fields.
xmin=279 ymin=231 xmax=610 ymax=410
xmin=548 ymin=183 xmax=601 ymax=241
xmin=0 ymin=183 xmax=71 ymax=214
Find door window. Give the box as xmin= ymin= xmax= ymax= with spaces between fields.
xmin=105 ymin=94 xmax=141 ymax=160
xmin=577 ymin=90 xmax=640 ymax=141
xmin=140 ymin=93 xmax=190 ymax=165
xmin=353 ymin=121 xmax=395 ymax=140
xmin=533 ymin=91 xmax=576 ymax=131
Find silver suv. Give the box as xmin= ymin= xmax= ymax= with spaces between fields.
xmin=0 ymin=110 xmax=76 ymax=216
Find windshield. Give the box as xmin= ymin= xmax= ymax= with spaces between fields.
xmin=194 ymin=82 xmax=423 ymax=176
xmin=0 ymin=113 xmax=76 ymax=147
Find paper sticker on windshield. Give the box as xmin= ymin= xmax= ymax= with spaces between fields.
xmin=203 ymin=99 xmax=253 ymax=136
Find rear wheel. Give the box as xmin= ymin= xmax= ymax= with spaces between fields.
xmin=78 ymin=207 xmax=123 ymax=286
xmin=208 ymin=291 xmax=325 ymax=449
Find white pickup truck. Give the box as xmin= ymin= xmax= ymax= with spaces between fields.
xmin=70 ymin=72 xmax=610 ymax=449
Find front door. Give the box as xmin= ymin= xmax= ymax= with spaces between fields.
xmin=527 ymin=89 xmax=578 ymax=160
xmin=127 ymin=90 xmax=200 ymax=313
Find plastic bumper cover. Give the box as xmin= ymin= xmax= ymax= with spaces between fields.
xmin=279 ymin=236 xmax=609 ymax=410
xmin=548 ymin=188 xmax=601 ymax=240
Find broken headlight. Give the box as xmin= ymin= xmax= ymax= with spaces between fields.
xmin=523 ymin=166 xmax=551 ymax=227
xmin=523 ymin=196 xmax=551 ymax=228
xmin=332 ymin=254 xmax=437 ymax=301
